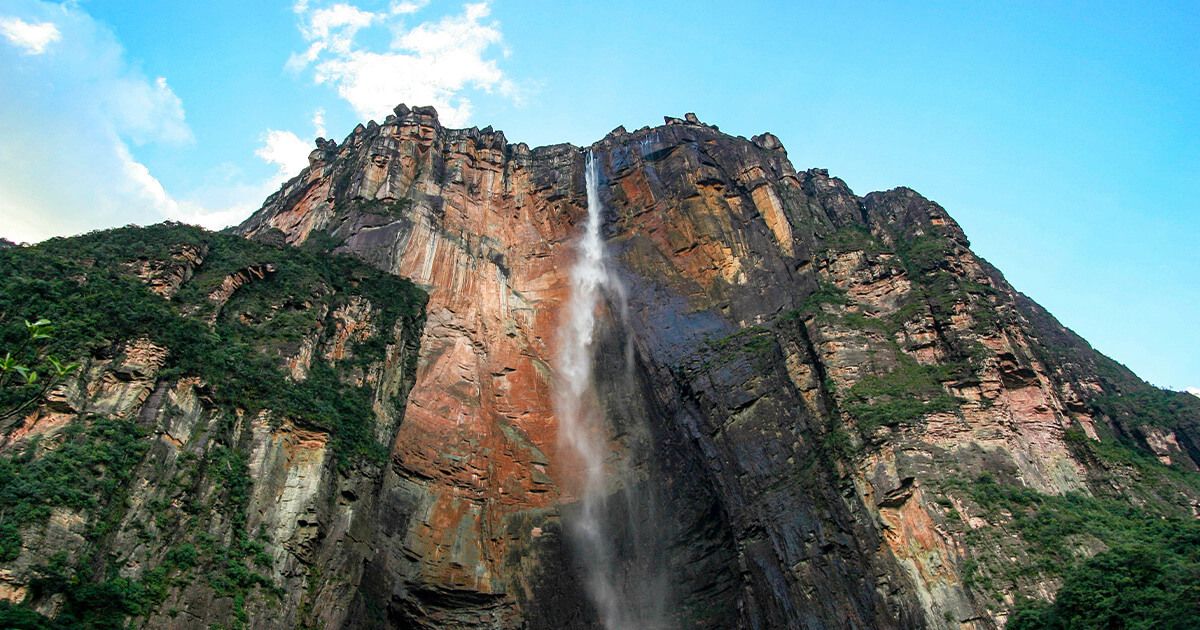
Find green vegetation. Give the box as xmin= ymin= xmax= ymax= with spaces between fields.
xmin=351 ymin=197 xmax=413 ymax=217
xmin=774 ymin=247 xmax=978 ymax=440
xmin=803 ymin=232 xmax=998 ymax=342
xmin=0 ymin=420 xmax=198 ymax=628
xmin=202 ymin=445 xmax=276 ymax=622
xmin=0 ymin=600 xmax=56 ymax=629
xmin=0 ymin=417 xmax=147 ymax=561
xmin=0 ymin=223 xmax=426 ymax=627
xmin=0 ymin=540 xmax=206 ymax=629
xmin=819 ymin=425 xmax=857 ymax=461
xmin=1093 ymin=387 xmax=1200 ymax=429
xmin=46 ymin=442 xmax=282 ymax=630
xmin=706 ymin=325 xmax=773 ymax=355
xmin=821 ymin=225 xmax=888 ymax=255
xmin=22 ymin=549 xmax=195 ymax=630
xmin=894 ymin=232 xmax=1005 ymax=337
xmin=964 ymin=473 xmax=1188 ymax=565
xmin=788 ymin=281 xmax=850 ymax=320
xmin=842 ymin=355 xmax=961 ymax=432
xmin=837 ymin=311 xmax=894 ymax=335
xmin=697 ymin=325 xmax=777 ymax=372
xmin=297 ymin=229 xmax=343 ymax=255
xmin=896 ymin=233 xmax=955 ymax=275
xmin=1007 ymin=540 xmax=1199 ymax=630
xmin=1064 ymin=427 xmax=1200 ymax=504
xmin=0 ymin=223 xmax=425 ymax=466
xmin=0 ymin=319 xmax=79 ymax=426
xmin=809 ymin=225 xmax=1009 ymax=357
xmin=808 ymin=218 xmax=1200 ymax=627
xmin=952 ymin=472 xmax=1200 ymax=629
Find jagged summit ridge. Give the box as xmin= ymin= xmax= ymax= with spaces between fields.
xmin=284 ymin=102 xmax=959 ymax=248
xmin=299 ymin=102 xmax=790 ymax=181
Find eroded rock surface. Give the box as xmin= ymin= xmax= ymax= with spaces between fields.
xmin=237 ymin=106 xmax=1200 ymax=628
xmin=0 ymin=225 xmax=425 ymax=629
xmin=3 ymin=107 xmax=1198 ymax=629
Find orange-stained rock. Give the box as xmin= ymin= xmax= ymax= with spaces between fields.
xmin=2 ymin=105 xmax=1197 ymax=629
xmin=226 ymin=105 xmax=1200 ymax=628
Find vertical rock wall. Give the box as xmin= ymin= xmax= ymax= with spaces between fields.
xmin=238 ymin=106 xmax=1200 ymax=628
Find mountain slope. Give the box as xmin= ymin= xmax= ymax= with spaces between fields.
xmin=236 ymin=105 xmax=1200 ymax=628
xmin=0 ymin=106 xmax=1197 ymax=628
xmin=0 ymin=224 xmax=426 ymax=628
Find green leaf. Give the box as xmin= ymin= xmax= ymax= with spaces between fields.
xmin=24 ymin=318 xmax=53 ymax=340
xmin=46 ymin=356 xmax=78 ymax=377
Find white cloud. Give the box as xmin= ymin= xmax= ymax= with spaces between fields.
xmin=0 ymin=16 xmax=60 ymax=55
xmin=107 ymin=75 xmax=193 ymax=146
xmin=290 ymin=0 xmax=515 ymax=127
xmin=306 ymin=3 xmax=377 ymax=44
xmin=252 ymin=107 xmax=330 ymax=185
xmin=0 ymin=0 xmax=520 ymax=244
xmin=114 ymin=142 xmax=286 ymax=232
xmin=1187 ymin=387 xmax=1200 ymax=398
xmin=312 ymin=108 xmax=327 ymax=138
xmin=256 ymin=129 xmax=313 ymax=177
xmin=390 ymin=1 xmax=430 ymax=15
xmin=0 ymin=1 xmax=257 ymax=241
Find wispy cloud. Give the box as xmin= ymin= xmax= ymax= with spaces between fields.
xmin=108 ymin=75 xmax=193 ymax=146
xmin=0 ymin=1 xmax=311 ymax=242
xmin=1187 ymin=387 xmax=1200 ymax=398
xmin=312 ymin=108 xmax=327 ymax=138
xmin=390 ymin=1 xmax=431 ymax=15
xmin=0 ymin=16 xmax=60 ymax=55
xmin=0 ymin=1 xmax=205 ymax=241
xmin=288 ymin=0 xmax=515 ymax=127
xmin=0 ymin=0 xmax=520 ymax=244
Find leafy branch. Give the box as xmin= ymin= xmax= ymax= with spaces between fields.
xmin=0 ymin=319 xmax=79 ymax=429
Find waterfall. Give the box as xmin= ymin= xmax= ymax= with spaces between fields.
xmin=555 ymin=151 xmax=669 ymax=629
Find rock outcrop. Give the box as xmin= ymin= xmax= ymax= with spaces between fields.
xmin=2 ymin=107 xmax=1197 ymax=629
xmin=235 ymin=106 xmax=1200 ymax=628
xmin=0 ymin=225 xmax=426 ymax=628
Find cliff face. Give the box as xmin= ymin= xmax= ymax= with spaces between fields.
xmin=0 ymin=226 xmax=426 ymax=628
xmin=235 ymin=105 xmax=1200 ymax=628
xmin=2 ymin=106 xmax=1198 ymax=629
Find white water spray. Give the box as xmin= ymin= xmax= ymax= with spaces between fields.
xmin=555 ymin=151 xmax=668 ymax=629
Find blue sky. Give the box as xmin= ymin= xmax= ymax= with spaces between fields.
xmin=1 ymin=0 xmax=1197 ymax=391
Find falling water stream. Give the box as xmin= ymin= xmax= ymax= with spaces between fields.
xmin=555 ymin=151 xmax=669 ymax=629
